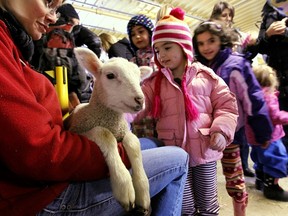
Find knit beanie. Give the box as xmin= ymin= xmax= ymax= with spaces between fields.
xmin=127 ymin=14 xmax=154 ymax=52
xmin=152 ymin=7 xmax=194 ymax=67
xmin=267 ymin=0 xmax=288 ymax=16
xmin=57 ymin=3 xmax=80 ymax=20
xmin=151 ymin=7 xmax=199 ymax=121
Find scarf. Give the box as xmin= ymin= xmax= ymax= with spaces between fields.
xmin=151 ymin=68 xmax=199 ymax=121
xmin=0 ymin=8 xmax=34 ymax=61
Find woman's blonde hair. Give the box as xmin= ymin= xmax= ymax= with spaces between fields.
xmin=253 ymin=64 xmax=279 ymax=91
xmin=99 ymin=33 xmax=117 ymax=52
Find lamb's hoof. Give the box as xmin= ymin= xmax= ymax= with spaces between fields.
xmin=121 ymin=201 xmax=135 ymax=212
xmin=125 ymin=205 xmax=152 ymax=216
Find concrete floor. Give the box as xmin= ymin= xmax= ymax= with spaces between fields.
xmin=217 ymin=161 xmax=288 ymax=216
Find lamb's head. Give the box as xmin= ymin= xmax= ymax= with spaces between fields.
xmin=74 ymin=47 xmax=152 ymax=114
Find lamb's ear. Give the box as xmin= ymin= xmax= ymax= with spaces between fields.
xmin=139 ymin=66 xmax=153 ymax=82
xmin=74 ymin=47 xmax=102 ymax=76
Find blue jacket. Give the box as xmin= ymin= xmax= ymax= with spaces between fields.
xmin=198 ymin=48 xmax=273 ymax=144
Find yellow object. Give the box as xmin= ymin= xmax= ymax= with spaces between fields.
xmin=45 ymin=66 xmax=69 ymax=119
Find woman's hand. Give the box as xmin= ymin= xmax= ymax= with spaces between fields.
xmin=266 ymin=18 xmax=288 ymax=37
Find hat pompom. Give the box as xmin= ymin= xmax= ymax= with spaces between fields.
xmin=170 ymin=7 xmax=185 ymax=21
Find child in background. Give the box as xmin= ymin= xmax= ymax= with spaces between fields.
xmin=127 ymin=14 xmax=157 ymax=138
xmin=193 ymin=21 xmax=273 ymax=216
xmin=248 ymin=64 xmax=288 ymax=201
xmin=209 ymin=1 xmax=257 ymax=178
xmin=130 ymin=8 xmax=238 ymax=215
xmin=127 ymin=14 xmax=156 ymax=71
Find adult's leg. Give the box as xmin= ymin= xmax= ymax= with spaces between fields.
xmin=146 ymin=146 xmax=189 ymax=216
xmin=37 ymin=146 xmax=189 ymax=216
xmin=139 ymin=137 xmax=164 ymax=150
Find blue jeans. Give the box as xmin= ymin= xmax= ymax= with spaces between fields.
xmin=37 ymin=138 xmax=188 ymax=216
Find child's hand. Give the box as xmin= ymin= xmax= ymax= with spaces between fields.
xmin=210 ymin=133 xmax=227 ymax=152
xmin=261 ymin=141 xmax=270 ymax=149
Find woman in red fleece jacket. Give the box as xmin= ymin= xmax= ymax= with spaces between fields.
xmin=0 ymin=1 xmax=189 ymax=216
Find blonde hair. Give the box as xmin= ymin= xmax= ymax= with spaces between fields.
xmin=156 ymin=4 xmax=173 ymax=22
xmin=99 ymin=33 xmax=117 ymax=52
xmin=253 ymin=64 xmax=279 ymax=92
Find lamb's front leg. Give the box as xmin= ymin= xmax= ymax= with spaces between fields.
xmin=83 ymin=127 xmax=135 ymax=211
xmin=122 ymin=132 xmax=150 ymax=211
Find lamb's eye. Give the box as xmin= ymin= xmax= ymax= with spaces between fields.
xmin=107 ymin=73 xmax=115 ymax=79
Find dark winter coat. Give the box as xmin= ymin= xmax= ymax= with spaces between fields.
xmin=256 ymin=3 xmax=288 ymax=90
xmin=108 ymin=37 xmax=134 ymax=60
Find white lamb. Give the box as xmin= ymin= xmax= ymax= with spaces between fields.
xmin=65 ymin=47 xmax=152 ymax=214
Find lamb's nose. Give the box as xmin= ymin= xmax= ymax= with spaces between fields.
xmin=135 ymin=97 xmax=144 ymax=111
xmin=135 ymin=97 xmax=144 ymax=105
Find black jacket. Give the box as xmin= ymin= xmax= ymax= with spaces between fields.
xmin=73 ymin=25 xmax=101 ymax=58
xmin=256 ymin=3 xmax=288 ymax=73
xmin=108 ymin=37 xmax=134 ymax=60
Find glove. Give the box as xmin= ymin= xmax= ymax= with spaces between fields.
xmin=210 ymin=132 xmax=227 ymax=152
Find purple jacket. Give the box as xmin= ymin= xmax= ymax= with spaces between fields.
xmin=197 ymin=48 xmax=273 ymax=144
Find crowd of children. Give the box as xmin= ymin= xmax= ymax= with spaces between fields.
xmin=124 ymin=1 xmax=288 ymax=215
xmin=2 ymin=0 xmax=288 ymax=215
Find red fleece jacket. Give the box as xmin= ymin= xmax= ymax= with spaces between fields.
xmin=0 ymin=21 xmax=130 ymax=216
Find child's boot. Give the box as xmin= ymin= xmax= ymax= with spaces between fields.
xmin=233 ymin=196 xmax=248 ymax=216
xmin=263 ymin=173 xmax=288 ymax=201
xmin=255 ymin=170 xmax=264 ymax=191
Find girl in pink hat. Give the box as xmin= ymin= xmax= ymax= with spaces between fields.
xmin=130 ymin=7 xmax=238 ymax=215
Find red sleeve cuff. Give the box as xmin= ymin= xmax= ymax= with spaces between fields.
xmin=117 ymin=142 xmax=131 ymax=169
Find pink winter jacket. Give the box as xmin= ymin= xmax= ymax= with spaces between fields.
xmin=134 ymin=62 xmax=238 ymax=166
xmin=246 ymin=87 xmax=288 ymax=145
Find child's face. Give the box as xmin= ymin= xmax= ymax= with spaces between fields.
xmin=154 ymin=41 xmax=186 ymax=74
xmin=131 ymin=25 xmax=151 ymax=49
xmin=196 ymin=31 xmax=221 ymax=62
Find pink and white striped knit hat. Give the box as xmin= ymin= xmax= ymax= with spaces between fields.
xmin=151 ymin=8 xmax=199 ymax=121
xmin=152 ymin=7 xmax=194 ymax=67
